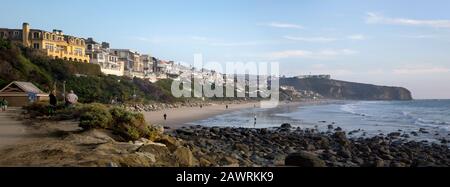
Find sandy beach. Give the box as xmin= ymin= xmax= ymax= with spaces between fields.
xmin=142 ymin=101 xmax=319 ymax=129
xmin=0 ymin=108 xmax=29 ymax=149
xmin=143 ymin=102 xmax=260 ymax=129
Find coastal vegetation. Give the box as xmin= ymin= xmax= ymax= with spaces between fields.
xmin=0 ymin=39 xmax=178 ymax=104
xmin=23 ymin=102 xmax=161 ymax=141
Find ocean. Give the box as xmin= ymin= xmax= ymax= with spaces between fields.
xmin=188 ymin=100 xmax=450 ymax=144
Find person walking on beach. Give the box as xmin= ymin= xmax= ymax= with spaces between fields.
xmin=49 ymin=90 xmax=57 ymax=115
xmin=226 ymin=105 xmax=228 ymax=109
xmin=163 ymin=113 xmax=167 ymax=121
xmin=65 ymin=90 xmax=78 ymax=108
xmin=253 ymin=114 xmax=257 ymax=128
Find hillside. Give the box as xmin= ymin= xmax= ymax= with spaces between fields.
xmin=280 ymin=77 xmax=412 ymax=100
xmin=0 ymin=39 xmax=178 ymax=104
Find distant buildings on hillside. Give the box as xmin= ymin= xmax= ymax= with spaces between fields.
xmin=296 ymin=74 xmax=331 ymax=79
xmin=1 ymin=22 xmax=332 ymax=89
xmin=0 ymin=22 xmax=178 ymax=82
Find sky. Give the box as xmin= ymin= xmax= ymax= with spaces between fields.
xmin=1 ymin=0 xmax=450 ymax=99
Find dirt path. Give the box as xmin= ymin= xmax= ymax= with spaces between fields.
xmin=0 ymin=108 xmax=29 ymax=150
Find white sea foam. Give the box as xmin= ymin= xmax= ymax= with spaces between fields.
xmin=340 ymin=103 xmax=371 ymax=117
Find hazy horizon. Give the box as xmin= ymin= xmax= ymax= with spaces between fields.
xmin=1 ymin=0 xmax=449 ymax=99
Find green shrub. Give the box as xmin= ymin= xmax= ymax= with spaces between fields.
xmin=23 ymin=101 xmax=50 ymax=117
xmin=79 ymin=103 xmax=112 ymax=130
xmin=0 ymin=38 xmax=11 ymax=50
xmin=109 ymin=107 xmax=160 ymax=141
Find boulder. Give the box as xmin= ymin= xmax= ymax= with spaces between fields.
xmin=285 ymin=151 xmax=326 ymax=167
xmin=220 ymin=156 xmax=240 ymax=166
xmin=234 ymin=143 xmax=250 ymax=153
xmin=280 ymin=123 xmax=292 ymax=129
xmin=156 ymin=135 xmax=181 ymax=152
xmin=332 ymin=132 xmax=350 ymax=147
xmin=173 ymin=147 xmax=194 ymax=167
xmin=388 ymin=132 xmax=401 ymax=138
xmin=138 ymin=142 xmax=170 ymax=159
xmin=419 ymin=128 xmax=429 ymax=134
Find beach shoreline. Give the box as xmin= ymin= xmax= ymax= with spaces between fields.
xmin=142 ymin=99 xmax=335 ymax=130
xmin=0 ymin=102 xmax=448 ymax=167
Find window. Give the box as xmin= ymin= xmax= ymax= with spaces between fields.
xmin=45 ymin=43 xmax=54 ymax=51
xmin=0 ymin=32 xmax=4 ymax=38
xmin=33 ymin=43 xmax=40 ymax=49
xmin=13 ymin=31 xmax=19 ymax=36
xmin=33 ymin=32 xmax=40 ymax=39
xmin=52 ymin=35 xmax=55 ymax=41
xmin=74 ymin=48 xmax=83 ymax=56
xmin=45 ymin=33 xmax=50 ymax=40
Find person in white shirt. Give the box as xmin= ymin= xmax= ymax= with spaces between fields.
xmin=66 ymin=90 xmax=78 ymax=107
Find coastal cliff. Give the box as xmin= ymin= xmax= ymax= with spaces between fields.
xmin=280 ymin=77 xmax=413 ymax=100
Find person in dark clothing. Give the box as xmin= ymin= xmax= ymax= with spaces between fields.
xmin=164 ymin=113 xmax=167 ymax=121
xmin=48 ymin=90 xmax=57 ymax=115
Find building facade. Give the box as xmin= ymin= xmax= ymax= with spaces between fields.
xmin=0 ymin=23 xmax=89 ymax=62
xmin=85 ymin=38 xmax=124 ymax=76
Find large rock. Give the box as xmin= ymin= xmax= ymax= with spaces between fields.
xmin=173 ymin=147 xmax=194 ymax=167
xmin=156 ymin=135 xmax=181 ymax=152
xmin=332 ymin=132 xmax=350 ymax=147
xmin=220 ymin=156 xmax=240 ymax=166
xmin=285 ymin=151 xmax=326 ymax=167
xmin=138 ymin=142 xmax=170 ymax=159
xmin=280 ymin=123 xmax=292 ymax=129
xmin=234 ymin=143 xmax=250 ymax=153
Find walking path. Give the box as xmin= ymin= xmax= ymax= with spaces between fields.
xmin=0 ymin=108 xmax=28 ymax=150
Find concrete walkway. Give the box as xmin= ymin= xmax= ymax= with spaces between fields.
xmin=0 ymin=108 xmax=28 ymax=150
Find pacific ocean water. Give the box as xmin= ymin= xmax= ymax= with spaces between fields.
xmin=188 ymin=100 xmax=450 ymax=144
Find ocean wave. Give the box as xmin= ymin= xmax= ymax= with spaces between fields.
xmin=415 ymin=118 xmax=450 ymax=126
xmin=340 ymin=104 xmax=371 ymax=117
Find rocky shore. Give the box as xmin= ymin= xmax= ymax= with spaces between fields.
xmin=1 ymin=115 xmax=448 ymax=167
xmin=172 ymin=124 xmax=450 ymax=167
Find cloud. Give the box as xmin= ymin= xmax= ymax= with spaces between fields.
xmin=210 ymin=41 xmax=270 ymax=47
xmin=401 ymin=34 xmax=437 ymax=39
xmin=268 ymin=49 xmax=358 ymax=59
xmin=347 ymin=34 xmax=366 ymax=40
xmin=393 ymin=66 xmax=450 ymax=75
xmin=285 ymin=35 xmax=367 ymax=42
xmin=284 ymin=36 xmax=338 ymax=43
xmin=366 ymin=12 xmax=450 ymax=28
xmin=264 ymin=22 xmax=304 ymax=29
